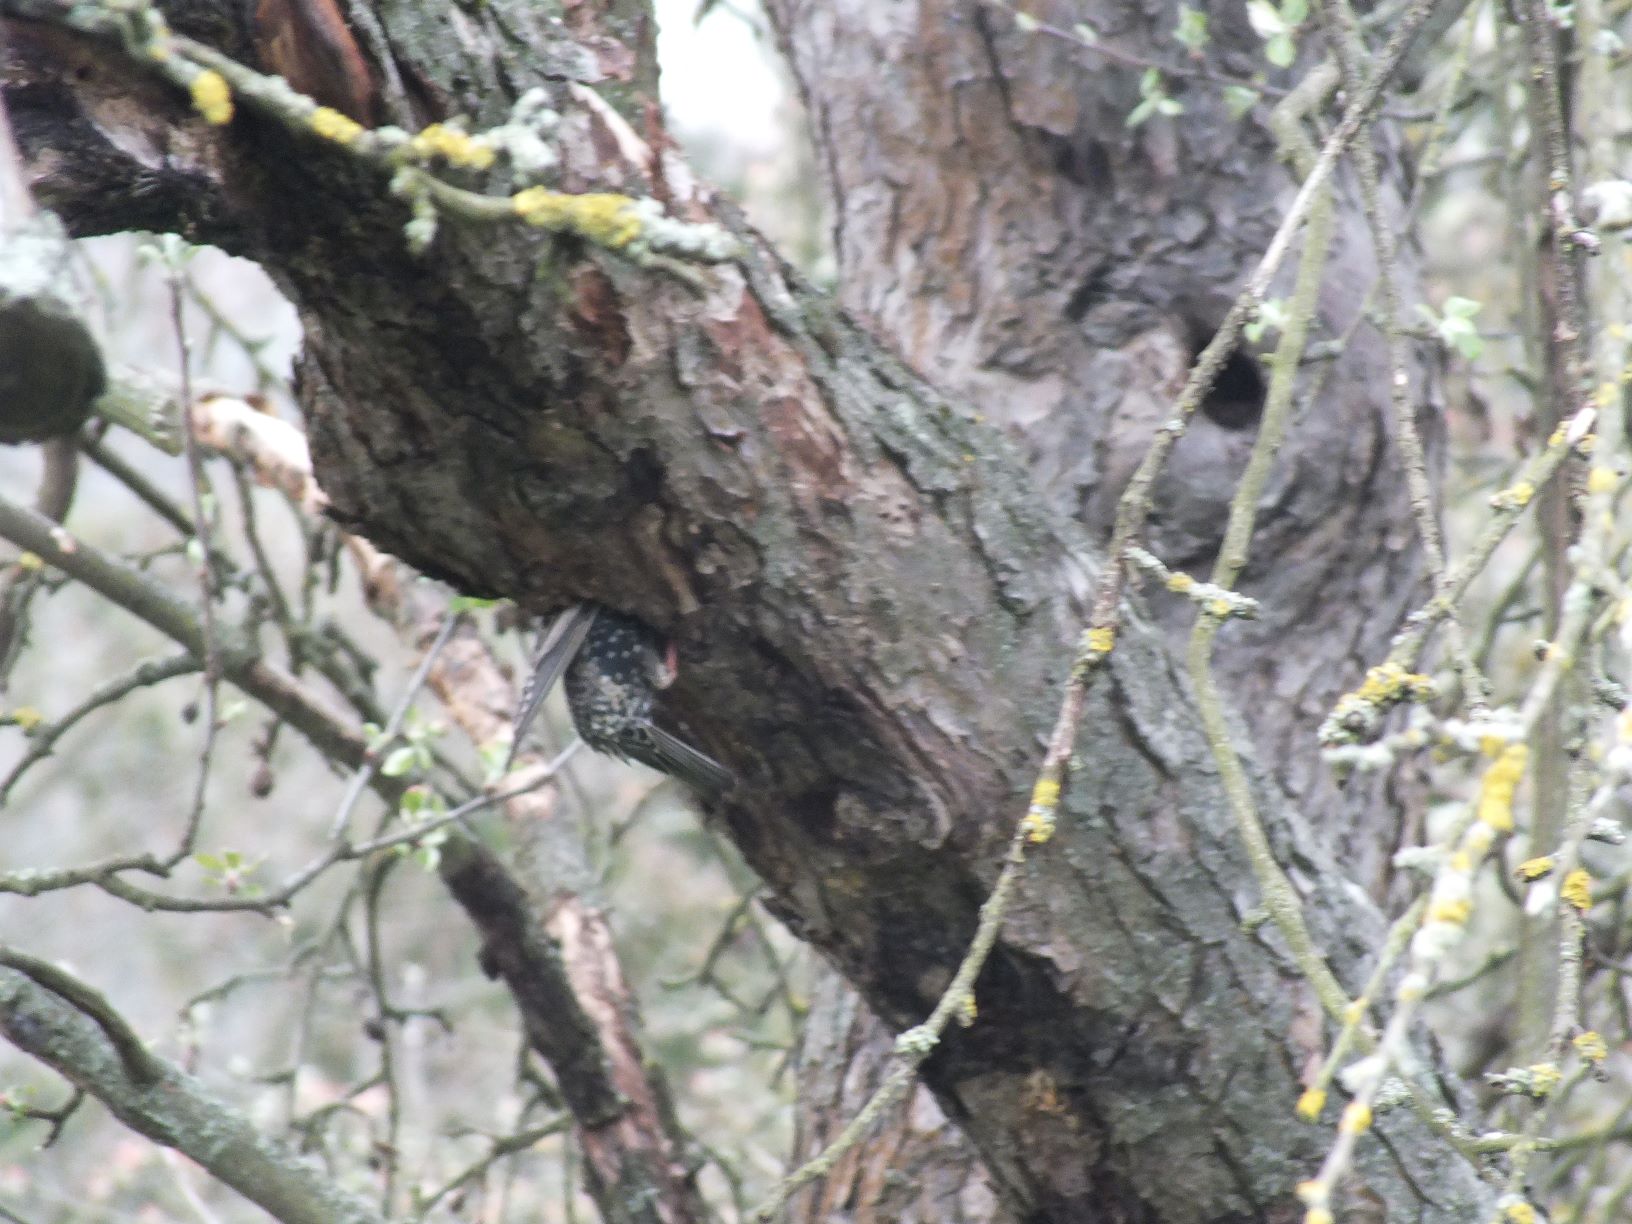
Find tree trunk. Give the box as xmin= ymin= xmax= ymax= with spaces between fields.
xmin=770 ymin=4 xmax=1441 ymax=1211
xmin=2 ymin=0 xmax=1485 ymax=1218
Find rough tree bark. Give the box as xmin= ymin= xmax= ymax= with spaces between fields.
xmin=771 ymin=6 xmax=1439 ymax=1216
xmin=2 ymin=0 xmax=1484 ymax=1219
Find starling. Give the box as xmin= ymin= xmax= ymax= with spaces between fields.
xmin=507 ymin=603 xmax=733 ymax=796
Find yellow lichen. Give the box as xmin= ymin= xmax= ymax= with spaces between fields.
xmin=1165 ymin=572 xmax=1195 ymax=593
xmin=16 ymin=551 xmax=42 ymax=572
xmin=410 ymin=122 xmax=497 ymax=169
xmin=1084 ymin=625 xmax=1116 ymax=656
xmin=1516 ymin=856 xmax=1555 ymax=881
xmin=1492 ymin=480 xmax=1535 ymax=510
xmin=1527 ymin=1062 xmax=1560 ymax=1096
xmin=1573 ymin=1030 xmax=1608 ymax=1062
xmin=310 ymin=106 xmax=366 ymax=146
xmin=512 ymin=188 xmax=643 ymax=248
xmin=1562 ymin=868 xmax=1593 ymax=912
xmin=190 ymin=70 xmax=233 ymax=126
xmin=9 ymin=707 xmax=43 ymax=733
xmin=1589 ymin=466 xmax=1620 ymax=495
xmin=1350 ymin=661 xmax=1435 ymax=710
xmin=1295 ymin=1087 xmax=1326 ymax=1121
xmin=1504 ymin=1202 xmax=1536 ymax=1224
xmin=1476 ymin=744 xmax=1528 ymax=832
xmin=1339 ymin=1102 xmax=1372 ymax=1135
xmin=1428 ymin=897 xmax=1473 ymax=926
xmin=1022 ymin=777 xmax=1060 ymax=844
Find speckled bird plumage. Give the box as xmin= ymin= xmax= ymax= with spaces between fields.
xmin=507 ymin=604 xmax=733 ymax=796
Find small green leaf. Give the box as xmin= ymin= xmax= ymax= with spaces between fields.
xmin=1266 ymin=32 xmax=1296 ymax=67
xmin=1073 ymin=21 xmax=1099 ymax=44
xmin=381 ymin=745 xmax=419 ymax=777
xmin=1244 ymin=298 xmax=1288 ymax=345
xmin=1014 ymin=11 xmax=1039 ymax=33
xmin=1247 ymin=0 xmax=1285 ymax=38
xmin=448 ymin=596 xmax=501 ymax=613
xmin=480 ymin=739 xmax=510 ymax=782
xmin=1223 ymin=85 xmax=1260 ymax=118
xmin=1128 ymin=69 xmax=1179 ymax=127
xmin=1175 ymin=6 xmax=1209 ymax=51
xmin=1420 ymin=299 xmax=1484 ymax=361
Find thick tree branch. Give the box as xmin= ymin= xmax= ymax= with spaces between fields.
xmin=0 ymin=963 xmax=386 ymax=1224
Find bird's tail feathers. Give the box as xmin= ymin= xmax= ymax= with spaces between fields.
xmin=505 ymin=603 xmax=599 ymax=771
xmin=642 ymin=725 xmax=734 ymax=797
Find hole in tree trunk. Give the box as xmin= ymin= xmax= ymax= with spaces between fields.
xmin=1184 ymin=316 xmax=1266 ymax=431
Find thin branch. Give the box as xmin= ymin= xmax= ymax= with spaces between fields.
xmin=0 ymin=490 xmax=369 ymax=769
xmin=166 ymin=255 xmax=222 ymax=863
xmin=0 ymin=651 xmax=199 ymax=805
xmin=330 ymin=612 xmax=461 ymax=838
xmin=412 ymin=1119 xmax=571 ymax=1217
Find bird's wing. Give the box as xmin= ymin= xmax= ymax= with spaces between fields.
xmin=504 ymin=603 xmax=599 ymax=771
xmin=635 ymin=724 xmax=735 ymax=797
